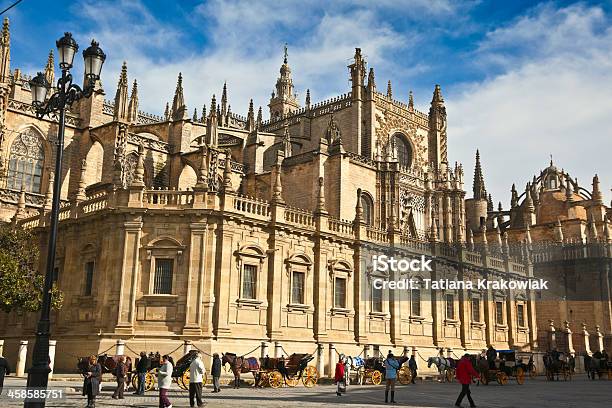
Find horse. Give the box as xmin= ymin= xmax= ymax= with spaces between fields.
xmin=222 ymin=352 xmax=261 ymax=388
xmin=77 ymin=354 xmax=133 ymax=391
xmin=345 ymin=356 xmax=366 ymax=385
xmin=427 ymin=356 xmax=455 ymax=382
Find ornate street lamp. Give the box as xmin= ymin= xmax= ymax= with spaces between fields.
xmin=25 ymin=33 xmax=105 ymax=408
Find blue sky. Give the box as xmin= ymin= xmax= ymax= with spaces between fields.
xmin=4 ymin=0 xmax=612 ymax=206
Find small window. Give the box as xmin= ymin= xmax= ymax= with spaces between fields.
xmin=411 ymin=288 xmax=421 ymax=316
xmin=471 ymin=297 xmax=480 ymax=322
xmin=335 ymin=277 xmax=347 ymax=309
xmin=154 ymin=258 xmax=174 ymax=295
xmin=291 ymin=270 xmax=305 ymax=304
xmin=445 ymin=294 xmax=455 ymax=319
xmin=517 ymin=304 xmax=525 ymax=327
xmin=372 ymin=284 xmax=383 ymax=312
xmin=84 ymin=262 xmax=94 ymax=296
xmin=241 ymin=264 xmax=257 ymax=299
xmin=496 ymin=301 xmax=504 ymax=324
xmin=360 ymin=193 xmax=374 ymax=226
xmin=394 ymin=133 xmax=412 ymax=169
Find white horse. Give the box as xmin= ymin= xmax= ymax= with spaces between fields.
xmin=345 ymin=356 xmax=366 ymax=385
xmin=427 ymin=356 xmax=454 ymax=382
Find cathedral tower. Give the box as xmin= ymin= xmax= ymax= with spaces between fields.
xmin=268 ymin=44 xmax=299 ymax=120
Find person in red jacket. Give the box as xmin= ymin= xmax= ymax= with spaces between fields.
xmin=335 ymin=356 xmax=346 ymax=397
xmin=455 ymin=354 xmax=479 ymax=408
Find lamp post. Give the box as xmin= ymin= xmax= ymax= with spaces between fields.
xmin=25 ymin=32 xmax=105 ymax=408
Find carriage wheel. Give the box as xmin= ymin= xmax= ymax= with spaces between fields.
xmin=446 ymin=369 xmax=455 ymax=383
xmin=496 ymin=372 xmax=508 ymax=385
xmin=178 ymin=370 xmax=190 ymax=390
xmin=371 ymin=370 xmax=383 ymax=385
xmin=285 ymin=376 xmax=299 ymax=387
xmin=268 ymin=370 xmax=283 ymax=388
xmin=529 ymin=366 xmax=537 ymax=379
xmin=515 ymin=368 xmax=525 ymax=385
xmin=131 ymin=375 xmax=138 ymax=390
xmin=398 ymin=367 xmax=412 ymax=385
xmin=145 ymin=372 xmax=156 ymax=391
xmin=259 ymin=372 xmax=269 ymax=386
xmin=302 ymin=366 xmax=318 ymax=388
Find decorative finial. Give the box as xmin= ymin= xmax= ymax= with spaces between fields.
xmin=283 ymin=42 xmax=288 ymax=64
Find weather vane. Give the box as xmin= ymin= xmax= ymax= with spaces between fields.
xmin=283 ymin=42 xmax=288 ymax=64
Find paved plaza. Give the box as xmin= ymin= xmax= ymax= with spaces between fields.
xmin=0 ymin=375 xmax=610 ymax=408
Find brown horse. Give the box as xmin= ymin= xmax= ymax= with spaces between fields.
xmin=221 ymin=353 xmax=261 ymax=388
xmin=260 ymin=353 xmax=314 ymax=383
xmin=77 ymin=354 xmax=133 ymax=390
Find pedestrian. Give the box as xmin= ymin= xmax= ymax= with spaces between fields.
xmin=158 ymin=354 xmax=174 ymax=408
xmin=455 ymin=353 xmax=479 ymax=408
xmin=112 ymin=356 xmax=127 ymax=399
xmin=343 ymin=355 xmax=351 ymax=387
xmin=384 ymin=351 xmax=400 ymax=404
xmin=334 ymin=356 xmax=346 ymax=396
xmin=486 ymin=345 xmax=496 ymax=370
xmin=83 ymin=355 xmax=101 ymax=408
xmin=408 ymin=355 xmax=417 ymax=384
xmin=0 ymin=353 xmax=11 ymax=395
xmin=211 ymin=353 xmax=221 ymax=393
xmin=189 ymin=352 xmax=205 ymax=408
xmin=135 ymin=351 xmax=150 ymax=395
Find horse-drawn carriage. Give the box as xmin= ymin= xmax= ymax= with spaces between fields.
xmin=77 ymin=354 xmax=133 ymax=390
xmin=427 ymin=355 xmax=456 ymax=382
xmin=222 ymin=352 xmax=319 ymax=388
xmin=543 ymin=351 xmax=573 ymax=381
xmin=346 ymin=355 xmax=411 ymax=385
xmin=477 ymin=350 xmax=526 ymax=385
xmin=131 ymin=350 xmax=205 ymax=392
xmin=515 ymin=352 xmax=536 ymax=379
xmin=584 ymin=352 xmax=611 ymax=380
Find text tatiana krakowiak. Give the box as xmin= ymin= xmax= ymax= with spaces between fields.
xmin=372 ymin=278 xmax=549 ymax=291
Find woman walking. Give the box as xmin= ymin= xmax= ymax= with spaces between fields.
xmin=384 ymin=351 xmax=400 ymax=404
xmin=455 ymin=354 xmax=479 ymax=408
xmin=158 ymin=354 xmax=174 ymax=408
xmin=334 ymin=356 xmax=346 ymax=396
xmin=82 ymin=355 xmax=102 ymax=408
xmin=112 ymin=356 xmax=127 ymax=399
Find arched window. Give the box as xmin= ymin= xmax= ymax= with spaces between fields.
xmin=360 ymin=192 xmax=374 ymax=226
xmin=394 ymin=133 xmax=412 ymax=169
xmin=6 ymin=129 xmax=45 ymax=193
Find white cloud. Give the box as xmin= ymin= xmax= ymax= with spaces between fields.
xmin=448 ymin=3 xmax=612 ymax=206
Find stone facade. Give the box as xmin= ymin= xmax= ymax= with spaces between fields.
xmin=0 ymin=18 xmax=607 ymax=373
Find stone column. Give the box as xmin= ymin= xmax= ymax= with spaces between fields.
xmin=16 ymin=340 xmax=28 ymax=377
xmin=328 ymin=343 xmax=336 ymax=377
xmin=582 ymin=323 xmax=591 ymax=356
xmin=0 ymin=339 xmax=4 ymax=356
xmin=183 ymin=222 xmax=207 ymax=335
xmin=316 ymin=344 xmax=325 ymax=379
xmin=116 ymin=217 xmax=143 ymax=333
xmin=548 ymin=320 xmax=557 ymax=350
xmin=564 ymin=321 xmax=574 ymax=355
xmin=595 ymin=325 xmax=604 ymax=351
xmin=364 ymin=344 xmax=370 ymax=359
xmin=274 ymin=341 xmax=282 ymax=358
xmin=183 ymin=340 xmax=192 ymax=355
xmin=260 ymin=342 xmax=268 ymax=359
xmin=116 ymin=339 xmax=125 ymax=356
xmin=48 ymin=340 xmax=57 ymax=379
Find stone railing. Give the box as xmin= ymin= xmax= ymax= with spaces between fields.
xmin=464 ymin=251 xmax=482 ymax=265
xmin=21 ymin=216 xmax=41 ymax=229
xmin=81 ymin=191 xmax=109 ymax=214
xmin=366 ymin=226 xmax=388 ymax=243
xmin=328 ymin=217 xmax=353 ymax=236
xmin=284 ymin=206 xmax=315 ymax=228
xmin=143 ymin=189 xmax=194 ymax=207
xmin=233 ymin=195 xmax=270 ymax=217
xmin=399 ymin=235 xmax=430 ymax=253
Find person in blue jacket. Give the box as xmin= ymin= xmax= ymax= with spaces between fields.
xmin=384 ymin=351 xmax=400 ymax=404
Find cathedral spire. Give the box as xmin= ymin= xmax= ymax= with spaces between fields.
xmin=0 ymin=17 xmax=10 ymax=83
xmin=164 ymin=102 xmax=170 ymax=120
xmin=246 ymin=99 xmax=255 ymax=132
xmin=256 ymin=106 xmax=263 ymax=129
xmin=127 ymin=79 xmax=139 ymax=123
xmin=487 ymin=194 xmax=493 ymax=212
xmin=171 ymin=72 xmax=188 ymax=120
xmin=192 ymin=107 xmax=198 ymax=122
xmin=367 ymin=68 xmax=375 ymax=91
xmin=113 ymin=61 xmax=129 ymax=121
xmin=408 ymin=90 xmax=414 ymax=111
xmin=271 ymin=162 xmax=284 ymax=204
xmin=269 ymin=43 xmax=299 ymax=118
xmin=44 ymin=50 xmax=55 ymax=86
xmin=431 ymin=84 xmax=444 ymax=105
xmin=200 ymin=104 xmax=206 ymax=123
xmin=473 ymin=149 xmax=487 ymax=200
xmin=592 ymin=174 xmax=603 ymax=204
xmin=221 ymin=81 xmax=228 ymax=116
xmin=222 ymin=149 xmax=233 ymax=192
xmin=305 ymin=89 xmax=311 ymax=109
xmin=387 ymin=80 xmax=392 ymax=99
xmin=206 ymin=94 xmax=218 ymax=146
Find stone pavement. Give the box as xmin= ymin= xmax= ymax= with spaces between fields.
xmin=0 ymin=375 xmax=609 ymax=407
